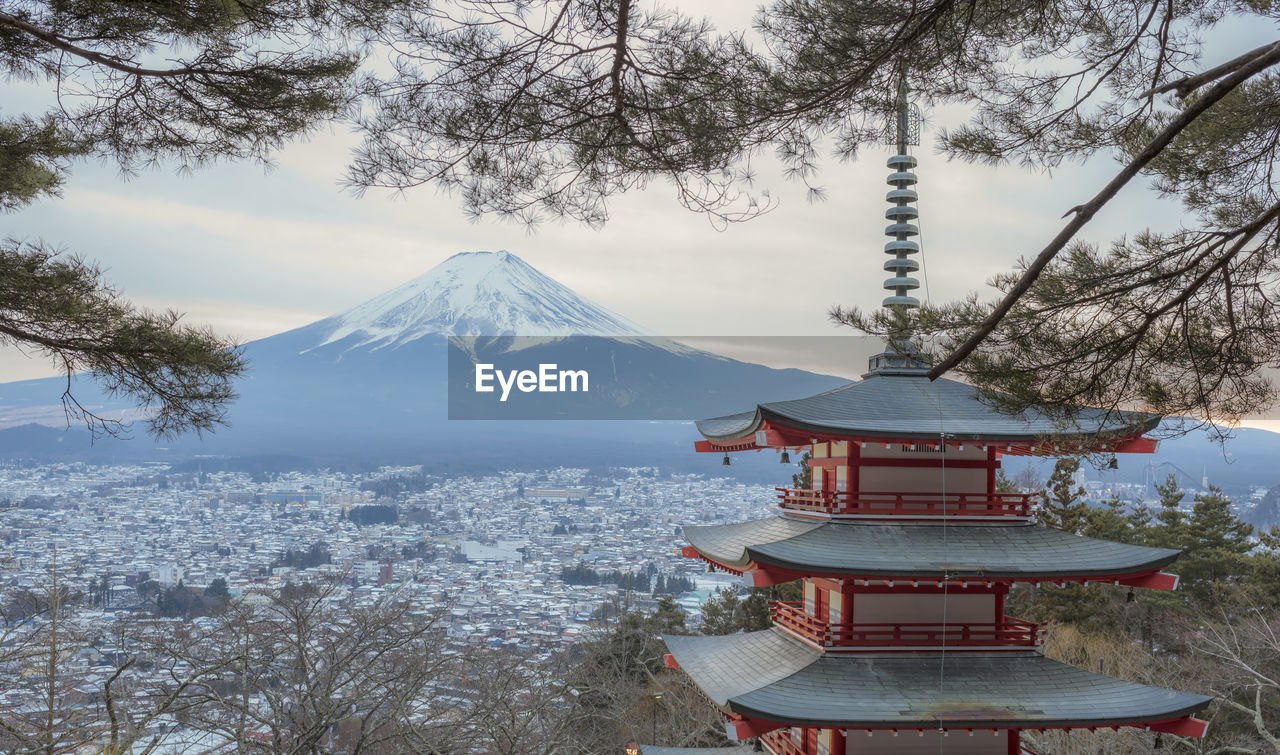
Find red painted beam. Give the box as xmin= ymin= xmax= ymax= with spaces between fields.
xmin=680 ymin=548 xmax=747 ymax=576
xmin=725 ymin=717 xmax=785 ymax=742
xmin=1147 ymin=716 xmax=1209 ymax=738
xmin=662 ymin=653 xmax=679 ymax=670
xmin=1113 ymin=436 xmax=1160 ymax=454
xmin=1116 ymin=571 xmax=1179 ymax=591
xmin=743 ymin=568 xmax=790 ymax=588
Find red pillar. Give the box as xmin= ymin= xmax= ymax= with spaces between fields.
xmin=987 ymin=445 xmax=998 ymax=498
xmin=848 ymin=442 xmax=860 ymax=514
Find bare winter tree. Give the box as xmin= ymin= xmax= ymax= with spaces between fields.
xmin=147 ymin=578 xmax=457 ymax=753
xmin=0 ymin=549 xmax=227 ymax=754
xmin=0 ymin=550 xmax=95 ymax=753
xmin=1194 ymin=606 xmax=1280 ymax=753
xmin=557 ymin=600 xmax=727 ymax=752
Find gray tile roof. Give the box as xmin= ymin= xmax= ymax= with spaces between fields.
xmin=665 ymin=630 xmax=1211 ymax=729
xmin=696 ymin=373 xmax=1159 ymax=442
xmin=684 ymin=517 xmax=1179 ymax=578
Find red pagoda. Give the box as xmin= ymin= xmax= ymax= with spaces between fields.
xmin=651 ymin=85 xmax=1212 ymax=755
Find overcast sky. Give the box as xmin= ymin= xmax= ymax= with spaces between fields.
xmin=4 ymin=4 xmax=1277 ymax=428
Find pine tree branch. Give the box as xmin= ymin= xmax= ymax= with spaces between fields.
xmin=928 ymin=39 xmax=1280 ymax=382
xmin=0 ymin=11 xmax=210 ymax=78
xmin=1140 ymin=41 xmax=1280 ymax=99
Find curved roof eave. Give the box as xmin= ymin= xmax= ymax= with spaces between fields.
xmin=683 ymin=517 xmax=1180 ymax=579
xmin=695 ymin=375 xmax=1161 ymax=444
xmin=665 ymin=630 xmax=1211 ymax=730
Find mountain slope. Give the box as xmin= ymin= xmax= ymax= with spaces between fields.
xmin=0 ymin=250 xmax=845 ymax=464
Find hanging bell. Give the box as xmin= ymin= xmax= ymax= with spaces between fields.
xmin=722 ymin=454 xmax=731 ymax=467
xmin=1107 ymin=456 xmax=1119 ymax=470
xmin=780 ymin=450 xmax=791 ymax=464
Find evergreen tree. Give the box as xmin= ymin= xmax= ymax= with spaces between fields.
xmin=650 ymin=596 xmax=686 ymax=635
xmin=1036 ymin=458 xmax=1088 ymax=534
xmin=1176 ymin=487 xmax=1254 ymax=603
xmin=739 ymin=590 xmax=773 ymax=633
xmin=1080 ymin=498 xmax=1149 ymax=546
xmin=791 ymin=451 xmax=812 ymax=490
xmin=205 ymin=578 xmax=230 ymax=603
xmin=700 ymin=587 xmax=773 ymax=635
xmin=1015 ymin=460 xmax=1111 ymax=626
xmin=699 ymin=588 xmax=742 ymax=636
xmin=1147 ymin=475 xmax=1190 ymax=552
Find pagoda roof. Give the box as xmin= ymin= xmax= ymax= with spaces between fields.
xmin=684 ymin=516 xmax=1179 ymax=580
xmin=664 ymin=629 xmax=1211 ymax=730
xmin=696 ymin=372 xmax=1159 ymax=444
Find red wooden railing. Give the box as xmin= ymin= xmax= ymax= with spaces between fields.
xmin=770 ymin=601 xmax=1041 ymax=648
xmin=760 ymin=729 xmax=805 ymax=755
xmin=776 ymin=488 xmax=1035 ymax=518
xmin=761 ymin=728 xmax=1027 ymax=753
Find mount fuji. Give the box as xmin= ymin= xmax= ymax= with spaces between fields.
xmin=311 ymin=250 xmax=649 ymax=348
xmin=0 ymin=251 xmax=845 ymax=466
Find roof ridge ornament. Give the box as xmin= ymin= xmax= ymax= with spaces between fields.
xmin=868 ymin=68 xmax=930 ymax=376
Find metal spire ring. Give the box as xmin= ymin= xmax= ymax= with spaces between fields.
xmin=882 ymin=69 xmax=921 ymax=311
xmin=882 ymin=155 xmax=920 ymax=309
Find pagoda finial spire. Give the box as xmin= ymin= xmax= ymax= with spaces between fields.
xmin=867 ymin=67 xmax=927 ymax=375
xmin=882 ymin=67 xmax=921 ymax=312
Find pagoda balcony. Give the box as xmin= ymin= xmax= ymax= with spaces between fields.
xmin=759 ymin=730 xmax=804 ymax=755
xmin=760 ymin=728 xmax=1037 ymax=754
xmin=775 ymin=488 xmax=1035 ymax=519
xmin=770 ymin=601 xmax=1042 ymax=650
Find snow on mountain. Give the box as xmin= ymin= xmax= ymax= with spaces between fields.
xmin=310 ymin=250 xmax=651 ymax=351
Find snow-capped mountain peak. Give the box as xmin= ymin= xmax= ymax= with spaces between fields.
xmin=313 ymin=250 xmax=649 ymax=350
